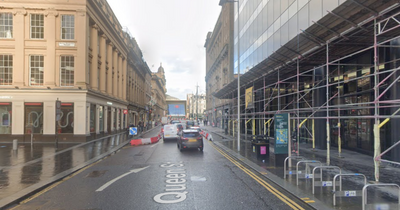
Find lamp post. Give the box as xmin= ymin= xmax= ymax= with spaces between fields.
xmin=221 ymin=0 xmax=240 ymax=151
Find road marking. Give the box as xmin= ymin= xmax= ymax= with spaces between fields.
xmin=208 ymin=141 xmax=305 ymax=210
xmin=96 ymin=166 xmax=149 ymax=192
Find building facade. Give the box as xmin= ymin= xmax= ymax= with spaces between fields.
xmin=204 ymin=2 xmax=235 ymax=129
xmin=150 ymin=64 xmax=167 ymax=123
xmin=166 ymin=95 xmax=186 ymax=120
xmin=0 ymin=0 xmax=152 ymax=142
xmin=213 ymin=0 xmax=400 ymax=179
xmin=186 ymin=93 xmax=206 ymax=120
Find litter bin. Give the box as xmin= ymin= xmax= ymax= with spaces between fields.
xmin=252 ymin=142 xmax=269 ymax=159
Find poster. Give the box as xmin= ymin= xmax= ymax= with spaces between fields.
xmin=274 ymin=113 xmax=289 ymax=154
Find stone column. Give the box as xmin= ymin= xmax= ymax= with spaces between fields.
xmin=122 ymin=58 xmax=127 ymax=100
xmin=99 ymin=34 xmax=107 ymax=93
xmin=13 ymin=10 xmax=27 ymax=87
xmin=118 ymin=55 xmax=123 ymax=99
xmin=113 ymin=50 xmax=119 ymax=97
xmin=106 ymin=43 xmax=113 ymax=95
xmin=75 ymin=9 xmax=87 ymax=88
xmin=104 ymin=106 xmax=108 ymax=134
xmin=90 ymin=24 xmax=99 ymax=90
xmin=45 ymin=10 xmax=58 ymax=87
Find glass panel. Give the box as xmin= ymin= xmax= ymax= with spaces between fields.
xmin=25 ymin=103 xmax=43 ymax=134
xmin=60 ymin=55 xmax=74 ymax=86
xmin=0 ymin=55 xmax=13 ymax=85
xmin=59 ymin=103 xmax=74 ymax=133
xmin=0 ymin=13 xmax=13 ymax=38
xmin=0 ymin=104 xmax=11 ymax=134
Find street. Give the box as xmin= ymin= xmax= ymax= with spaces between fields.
xmin=9 ymin=127 xmax=312 ymax=210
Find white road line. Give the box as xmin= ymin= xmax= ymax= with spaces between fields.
xmin=96 ymin=166 xmax=150 ymax=192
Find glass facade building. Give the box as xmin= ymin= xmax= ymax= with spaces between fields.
xmin=234 ymin=0 xmax=346 ymax=74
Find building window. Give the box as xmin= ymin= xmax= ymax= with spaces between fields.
xmin=0 ymin=55 xmax=13 ymax=85
xmin=60 ymin=55 xmax=74 ymax=86
xmin=61 ymin=15 xmax=74 ymax=40
xmin=25 ymin=102 xmax=43 ymax=134
xmin=59 ymin=103 xmax=74 ymax=133
xmin=29 ymin=55 xmax=44 ymax=86
xmin=0 ymin=102 xmax=11 ymax=134
xmin=30 ymin=14 xmax=44 ymax=39
xmin=0 ymin=13 xmax=13 ymax=38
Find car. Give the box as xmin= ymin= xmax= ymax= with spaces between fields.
xmin=170 ymin=120 xmax=181 ymax=124
xmin=190 ymin=126 xmax=203 ymax=136
xmin=163 ymin=124 xmax=179 ymax=141
xmin=186 ymin=120 xmax=195 ymax=129
xmin=177 ymin=129 xmax=204 ymax=152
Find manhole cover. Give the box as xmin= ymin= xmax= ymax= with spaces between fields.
xmin=191 ymin=176 xmax=207 ymax=182
xmin=86 ymin=170 xmax=107 ymax=178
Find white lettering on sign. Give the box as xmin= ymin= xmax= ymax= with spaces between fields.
xmin=344 ymin=191 xmax=357 ymax=197
xmin=154 ymin=162 xmax=188 ymax=204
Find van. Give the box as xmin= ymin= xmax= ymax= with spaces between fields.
xmin=163 ymin=124 xmax=179 ymax=141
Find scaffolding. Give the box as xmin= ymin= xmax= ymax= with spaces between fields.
xmin=217 ymin=2 xmax=400 ymax=182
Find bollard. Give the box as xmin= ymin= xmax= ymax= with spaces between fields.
xmin=13 ymin=139 xmax=18 ymax=150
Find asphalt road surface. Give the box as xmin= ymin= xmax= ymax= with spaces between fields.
xmin=9 ymin=127 xmax=312 ymax=210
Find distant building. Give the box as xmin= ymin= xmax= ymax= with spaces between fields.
xmin=151 ymin=64 xmax=167 ymax=122
xmin=166 ymin=95 xmax=186 ymax=120
xmin=0 ymin=0 xmax=152 ymax=141
xmin=186 ymin=93 xmax=206 ymax=120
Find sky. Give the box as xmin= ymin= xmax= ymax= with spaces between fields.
xmin=107 ymin=0 xmax=222 ymax=100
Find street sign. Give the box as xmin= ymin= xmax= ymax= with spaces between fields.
xmin=129 ymin=127 xmax=137 ymax=135
xmin=56 ymin=100 xmax=61 ymax=121
xmin=274 ymin=113 xmax=289 ymax=154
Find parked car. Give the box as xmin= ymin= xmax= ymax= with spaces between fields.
xmin=163 ymin=124 xmax=179 ymax=141
xmin=186 ymin=120 xmax=195 ymax=129
xmin=177 ymin=129 xmax=204 ymax=152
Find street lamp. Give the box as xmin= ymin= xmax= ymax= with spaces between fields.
xmin=220 ymin=0 xmax=240 ymax=151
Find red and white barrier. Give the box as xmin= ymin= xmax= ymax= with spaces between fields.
xmin=130 ymin=136 xmax=160 ymax=146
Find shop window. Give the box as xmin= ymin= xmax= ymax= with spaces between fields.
xmin=90 ymin=104 xmax=96 ymax=133
xmin=58 ymin=103 xmax=73 ymax=133
xmin=0 ymin=102 xmax=11 ymax=134
xmin=25 ymin=103 xmax=43 ymax=134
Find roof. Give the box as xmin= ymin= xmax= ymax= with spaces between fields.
xmin=214 ymin=0 xmax=400 ymax=99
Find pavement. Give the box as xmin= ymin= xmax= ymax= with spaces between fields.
xmin=1 ymin=124 xmax=399 ymax=210
xmin=202 ymin=125 xmax=400 ymax=210
xmin=0 ymin=127 xmax=159 ymax=209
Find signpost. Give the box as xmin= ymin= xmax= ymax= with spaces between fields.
xmin=55 ymin=99 xmax=61 ymax=148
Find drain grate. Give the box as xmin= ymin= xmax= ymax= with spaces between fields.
xmin=86 ymin=170 xmax=107 ymax=178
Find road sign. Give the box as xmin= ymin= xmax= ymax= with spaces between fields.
xmin=123 ymin=109 xmax=128 ymax=114
xmin=129 ymin=127 xmax=137 ymax=135
xmin=56 ymin=100 xmax=61 ymax=121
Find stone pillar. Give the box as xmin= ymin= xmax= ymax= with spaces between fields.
xmin=123 ymin=58 xmax=127 ymax=100
xmin=45 ymin=10 xmax=58 ymax=87
xmin=75 ymin=9 xmax=87 ymax=88
xmin=104 ymin=106 xmax=108 ymax=134
xmin=113 ymin=50 xmax=119 ymax=97
xmin=118 ymin=55 xmax=123 ymax=99
xmin=106 ymin=43 xmax=113 ymax=95
xmin=13 ymin=10 xmax=27 ymax=87
xmin=99 ymin=34 xmax=107 ymax=93
xmin=90 ymin=24 xmax=99 ymax=90
xmin=116 ymin=109 xmax=120 ymax=131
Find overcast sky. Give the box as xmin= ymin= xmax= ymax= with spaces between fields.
xmin=107 ymin=0 xmax=222 ymax=100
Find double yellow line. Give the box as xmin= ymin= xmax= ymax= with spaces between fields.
xmin=208 ymin=142 xmax=305 ymax=210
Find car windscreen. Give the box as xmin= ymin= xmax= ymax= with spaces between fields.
xmin=182 ymin=132 xmax=200 ymax=137
xmin=187 ymin=121 xmax=194 ymax=125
